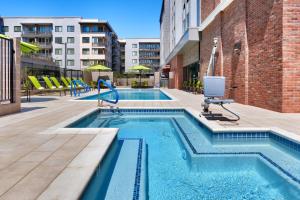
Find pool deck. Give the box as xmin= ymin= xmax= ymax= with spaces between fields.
xmin=0 ymin=88 xmax=300 ymax=199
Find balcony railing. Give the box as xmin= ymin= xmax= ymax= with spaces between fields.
xmin=21 ymin=54 xmax=54 ymax=62
xmin=92 ymin=42 xmax=106 ymax=47
xmin=35 ymin=43 xmax=52 ymax=49
xmin=21 ymin=31 xmax=52 ymax=38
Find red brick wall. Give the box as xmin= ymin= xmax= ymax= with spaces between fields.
xmin=201 ymin=0 xmax=222 ymax=22
xmin=198 ymin=0 xmax=300 ymax=113
xmin=282 ymin=0 xmax=300 ymax=112
xmin=169 ymin=55 xmax=183 ymax=89
xmin=247 ymin=0 xmax=283 ymax=111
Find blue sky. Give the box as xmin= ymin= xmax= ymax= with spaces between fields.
xmin=0 ymin=0 xmax=162 ymax=38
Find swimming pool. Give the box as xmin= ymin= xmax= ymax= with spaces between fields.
xmin=78 ymin=89 xmax=172 ymax=100
xmin=68 ymin=109 xmax=300 ymax=200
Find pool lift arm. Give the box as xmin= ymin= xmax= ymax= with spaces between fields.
xmin=202 ymin=38 xmax=240 ymax=121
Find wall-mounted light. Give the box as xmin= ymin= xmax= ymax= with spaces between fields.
xmin=234 ymin=41 xmax=242 ymax=55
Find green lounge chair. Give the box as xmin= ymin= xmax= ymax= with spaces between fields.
xmin=61 ymin=77 xmax=71 ymax=88
xmin=42 ymin=76 xmax=64 ymax=95
xmin=50 ymin=77 xmax=64 ymax=89
xmin=28 ymin=76 xmax=62 ymax=96
xmin=42 ymin=76 xmax=57 ymax=89
xmin=66 ymin=77 xmax=72 ymax=85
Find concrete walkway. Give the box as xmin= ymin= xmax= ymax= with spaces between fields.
xmin=0 ymin=89 xmax=299 ymax=199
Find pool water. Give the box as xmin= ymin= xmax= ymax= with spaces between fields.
xmin=72 ymin=110 xmax=300 ymax=200
xmin=78 ymin=89 xmax=172 ymax=100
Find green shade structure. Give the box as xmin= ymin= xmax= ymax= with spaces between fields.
xmin=129 ymin=65 xmax=151 ymax=87
xmin=85 ymin=64 xmax=111 ymax=79
xmin=0 ymin=34 xmax=40 ymax=53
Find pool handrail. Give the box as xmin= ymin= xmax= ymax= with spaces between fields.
xmin=97 ymin=79 xmax=119 ymax=105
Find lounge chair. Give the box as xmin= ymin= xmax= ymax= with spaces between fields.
xmin=61 ymin=77 xmax=71 ymax=88
xmin=66 ymin=77 xmax=72 ymax=85
xmin=28 ymin=76 xmax=62 ymax=96
xmin=51 ymin=77 xmax=71 ymax=94
xmin=42 ymin=76 xmax=65 ymax=95
xmin=50 ymin=77 xmax=64 ymax=89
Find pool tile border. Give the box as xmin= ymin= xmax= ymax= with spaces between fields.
xmin=96 ymin=108 xmax=300 ymax=154
xmin=172 ymin=118 xmax=300 ymax=185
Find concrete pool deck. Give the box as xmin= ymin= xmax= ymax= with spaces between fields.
xmin=0 ymin=88 xmax=300 ymax=199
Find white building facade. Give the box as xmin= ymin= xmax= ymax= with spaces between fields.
xmin=124 ymin=38 xmax=160 ymax=73
xmin=1 ymin=17 xmax=121 ymax=72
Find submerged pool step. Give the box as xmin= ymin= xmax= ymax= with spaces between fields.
xmin=172 ymin=118 xmax=211 ymax=152
xmin=105 ymin=139 xmax=146 ymax=200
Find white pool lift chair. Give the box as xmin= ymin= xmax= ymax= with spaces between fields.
xmin=202 ymin=76 xmax=240 ymax=121
xmin=201 ymin=38 xmax=240 ymax=121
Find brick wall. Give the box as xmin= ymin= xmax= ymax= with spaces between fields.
xmin=201 ymin=0 xmax=222 ymax=22
xmin=199 ymin=0 xmax=300 ymax=113
xmin=169 ymin=55 xmax=183 ymax=89
xmin=282 ymin=0 xmax=300 ymax=112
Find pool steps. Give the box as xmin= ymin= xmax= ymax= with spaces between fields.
xmin=104 ymin=139 xmax=146 ymax=200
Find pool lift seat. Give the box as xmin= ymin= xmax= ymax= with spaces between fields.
xmin=202 ymin=38 xmax=240 ymax=121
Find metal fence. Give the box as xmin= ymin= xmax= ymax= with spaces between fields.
xmin=0 ymin=37 xmax=14 ymax=104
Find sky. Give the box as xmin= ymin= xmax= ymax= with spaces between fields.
xmin=0 ymin=0 xmax=162 ymax=38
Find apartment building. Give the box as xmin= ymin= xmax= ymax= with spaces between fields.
xmin=124 ymin=38 xmax=160 ymax=73
xmin=1 ymin=17 xmax=122 ymax=73
xmin=160 ymin=0 xmax=300 ymax=113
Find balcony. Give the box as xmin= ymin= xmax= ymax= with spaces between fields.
xmin=92 ymin=42 xmax=106 ymax=48
xmin=36 ymin=43 xmax=52 ymax=49
xmin=21 ymin=31 xmax=52 ymax=38
xmin=21 ymin=54 xmax=55 ymax=65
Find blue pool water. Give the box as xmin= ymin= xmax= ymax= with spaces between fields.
xmin=78 ymin=89 xmax=172 ymax=100
xmin=72 ymin=109 xmax=300 ymax=200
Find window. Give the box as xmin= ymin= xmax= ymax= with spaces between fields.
xmin=92 ymin=37 xmax=100 ymax=44
xmin=55 ymin=60 xmax=62 ymax=66
xmin=132 ymin=44 xmax=138 ymax=48
xmin=55 ymin=26 xmax=62 ymax=32
xmin=67 ymin=37 xmax=74 ymax=44
xmin=55 ymin=37 xmax=62 ymax=44
xmin=67 ymin=25 xmax=74 ymax=32
xmin=67 ymin=60 xmax=75 ymax=66
xmin=182 ymin=0 xmax=190 ymax=32
xmin=82 ymin=37 xmax=90 ymax=43
xmin=92 ymin=48 xmax=103 ymax=55
xmin=67 ymin=48 xmax=74 ymax=55
xmin=55 ymin=48 xmax=62 ymax=55
xmin=2 ymin=26 xmax=9 ymax=32
xmin=82 ymin=48 xmax=90 ymax=55
xmin=82 ymin=60 xmax=90 ymax=66
xmin=132 ymin=59 xmax=137 ymax=64
xmin=81 ymin=26 xmax=90 ymax=33
xmin=14 ymin=26 xmax=21 ymax=32
xmin=132 ymin=51 xmax=137 ymax=56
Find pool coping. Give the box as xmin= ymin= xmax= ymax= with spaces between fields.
xmin=69 ymin=88 xmax=178 ymax=102
xmin=38 ymin=106 xmax=300 ymax=200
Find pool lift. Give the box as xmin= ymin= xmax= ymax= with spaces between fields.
xmin=201 ymin=38 xmax=240 ymax=121
xmin=97 ymin=79 xmax=121 ymax=113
